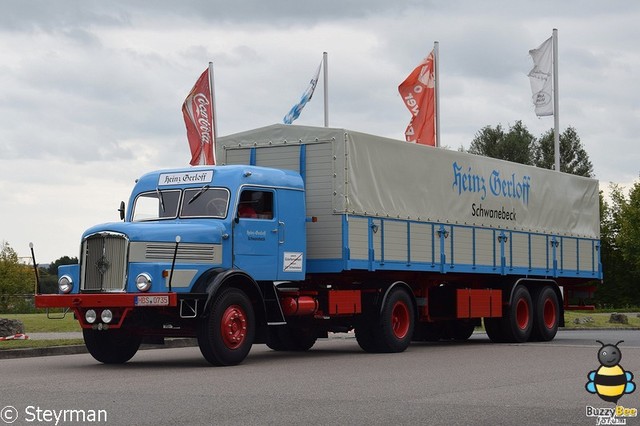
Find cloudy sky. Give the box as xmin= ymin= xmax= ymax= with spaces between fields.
xmin=1 ymin=0 xmax=639 ymax=263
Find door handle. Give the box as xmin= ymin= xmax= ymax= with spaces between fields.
xmin=278 ymin=221 xmax=285 ymax=244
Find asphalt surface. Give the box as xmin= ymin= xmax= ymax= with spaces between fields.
xmin=2 ymin=330 xmax=640 ymax=425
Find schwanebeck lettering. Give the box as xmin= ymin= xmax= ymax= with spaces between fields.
xmin=471 ymin=203 xmax=517 ymax=221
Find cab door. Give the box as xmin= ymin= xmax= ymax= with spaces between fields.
xmin=232 ymin=188 xmax=279 ymax=280
xmin=275 ymin=188 xmax=306 ymax=280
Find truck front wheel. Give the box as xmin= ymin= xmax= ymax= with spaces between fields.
xmin=83 ymin=329 xmax=142 ymax=364
xmin=197 ymin=288 xmax=255 ymax=366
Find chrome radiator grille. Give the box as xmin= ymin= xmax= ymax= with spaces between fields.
xmin=81 ymin=233 xmax=128 ymax=291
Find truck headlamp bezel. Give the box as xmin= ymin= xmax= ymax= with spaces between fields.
xmin=100 ymin=309 xmax=113 ymax=324
xmin=135 ymin=273 xmax=152 ymax=292
xmin=58 ymin=275 xmax=73 ymax=294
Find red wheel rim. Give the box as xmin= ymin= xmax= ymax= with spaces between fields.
xmin=391 ymin=301 xmax=410 ymax=339
xmin=516 ymin=298 xmax=530 ymax=330
xmin=220 ymin=304 xmax=247 ymax=350
xmin=543 ymin=297 xmax=556 ymax=329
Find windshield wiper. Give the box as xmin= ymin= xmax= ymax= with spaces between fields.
xmin=187 ymin=184 xmax=210 ymax=205
xmin=156 ymin=188 xmax=165 ymax=213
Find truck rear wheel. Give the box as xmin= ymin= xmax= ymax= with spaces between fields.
xmin=355 ymin=322 xmax=379 ymax=352
xmin=484 ymin=285 xmax=533 ymax=343
xmin=531 ymin=286 xmax=559 ymax=341
xmin=374 ymin=287 xmax=415 ymax=353
xmin=83 ymin=329 xmax=141 ymax=364
xmin=444 ymin=320 xmax=475 ymax=341
xmin=197 ymin=288 xmax=255 ymax=366
xmin=266 ymin=326 xmax=317 ymax=351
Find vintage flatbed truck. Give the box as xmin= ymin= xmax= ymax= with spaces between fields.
xmin=35 ymin=124 xmax=601 ymax=366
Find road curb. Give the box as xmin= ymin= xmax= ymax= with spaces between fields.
xmin=0 ymin=338 xmax=197 ymax=360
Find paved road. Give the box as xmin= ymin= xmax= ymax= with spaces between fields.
xmin=1 ymin=330 xmax=639 ymax=425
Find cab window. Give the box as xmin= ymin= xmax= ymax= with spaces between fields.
xmin=238 ymin=190 xmax=273 ymax=219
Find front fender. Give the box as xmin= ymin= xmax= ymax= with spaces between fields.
xmin=201 ymin=269 xmax=264 ymax=318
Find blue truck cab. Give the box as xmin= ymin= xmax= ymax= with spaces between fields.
xmin=39 ymin=165 xmax=307 ymax=365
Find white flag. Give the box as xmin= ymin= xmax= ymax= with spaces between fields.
xmin=528 ymin=37 xmax=553 ymax=117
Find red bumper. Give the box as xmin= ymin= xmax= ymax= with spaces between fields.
xmin=35 ymin=293 xmax=178 ymax=309
xmin=35 ymin=293 xmax=179 ymax=329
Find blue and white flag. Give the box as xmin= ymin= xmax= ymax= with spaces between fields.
xmin=283 ymin=60 xmax=322 ymax=124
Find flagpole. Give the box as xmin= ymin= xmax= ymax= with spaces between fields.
xmin=434 ymin=41 xmax=440 ymax=148
xmin=323 ymin=52 xmax=329 ymax=127
xmin=208 ymin=61 xmax=218 ymax=164
xmin=552 ymin=29 xmax=560 ymax=172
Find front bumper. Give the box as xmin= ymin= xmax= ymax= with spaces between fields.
xmin=35 ymin=293 xmax=179 ymax=329
xmin=35 ymin=293 xmax=178 ymax=309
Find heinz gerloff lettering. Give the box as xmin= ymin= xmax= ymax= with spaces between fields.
xmin=158 ymin=171 xmax=214 ymax=186
xmin=452 ymin=162 xmax=487 ymax=200
xmin=451 ymin=162 xmax=531 ymax=206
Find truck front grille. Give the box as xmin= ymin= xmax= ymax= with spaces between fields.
xmin=81 ymin=233 xmax=128 ymax=292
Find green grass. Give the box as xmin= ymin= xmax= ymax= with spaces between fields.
xmin=563 ymin=311 xmax=640 ymax=329
xmin=1 ymin=312 xmax=82 ymax=333
xmin=0 ymin=339 xmax=84 ymax=350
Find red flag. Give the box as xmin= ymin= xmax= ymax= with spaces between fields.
xmin=182 ymin=68 xmax=216 ymax=165
xmin=398 ymin=50 xmax=436 ymax=146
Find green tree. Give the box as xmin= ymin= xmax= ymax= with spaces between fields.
xmin=467 ymin=120 xmax=535 ymax=165
xmin=596 ymin=187 xmax=629 ymax=306
xmin=596 ymin=183 xmax=640 ymax=307
xmin=0 ymin=241 xmax=35 ymax=313
xmin=615 ymin=182 xmax=640 ymax=306
xmin=533 ymin=127 xmax=594 ymax=177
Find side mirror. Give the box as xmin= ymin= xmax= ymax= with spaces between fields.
xmin=118 ymin=201 xmax=125 ymax=221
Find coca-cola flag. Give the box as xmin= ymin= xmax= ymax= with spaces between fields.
xmin=182 ymin=68 xmax=216 ymax=165
xmin=398 ymin=50 xmax=436 ymax=146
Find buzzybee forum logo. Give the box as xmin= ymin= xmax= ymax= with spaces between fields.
xmin=585 ymin=340 xmax=637 ymax=424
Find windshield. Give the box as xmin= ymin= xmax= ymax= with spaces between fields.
xmin=132 ymin=188 xmax=229 ymax=221
xmin=181 ymin=188 xmax=229 ymax=218
xmin=132 ymin=190 xmax=181 ymax=221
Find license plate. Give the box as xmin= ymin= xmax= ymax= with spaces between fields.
xmin=135 ymin=295 xmax=169 ymax=306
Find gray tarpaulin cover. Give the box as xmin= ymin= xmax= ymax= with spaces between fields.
xmin=219 ymin=124 xmax=600 ymax=239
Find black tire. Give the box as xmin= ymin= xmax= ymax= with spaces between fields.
xmin=531 ymin=286 xmax=560 ymax=342
xmin=197 ymin=288 xmax=255 ymax=366
xmin=484 ymin=285 xmax=533 ymax=343
xmin=83 ymin=329 xmax=141 ymax=364
xmin=445 ymin=321 xmax=475 ymax=341
xmin=484 ymin=317 xmax=505 ymax=343
xmin=506 ymin=285 xmax=534 ymax=342
xmin=373 ymin=287 xmax=415 ymax=353
xmin=412 ymin=322 xmax=443 ymax=342
xmin=355 ymin=322 xmax=379 ymax=352
xmin=266 ymin=327 xmax=287 ymax=351
xmin=266 ymin=326 xmax=317 ymax=351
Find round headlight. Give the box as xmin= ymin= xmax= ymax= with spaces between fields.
xmin=136 ymin=273 xmax=152 ymax=292
xmin=58 ymin=275 xmax=73 ymax=294
xmin=101 ymin=309 xmax=113 ymax=324
xmin=85 ymin=309 xmax=97 ymax=324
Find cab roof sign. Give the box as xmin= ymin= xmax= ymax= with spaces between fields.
xmin=158 ymin=171 xmax=213 ymax=186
